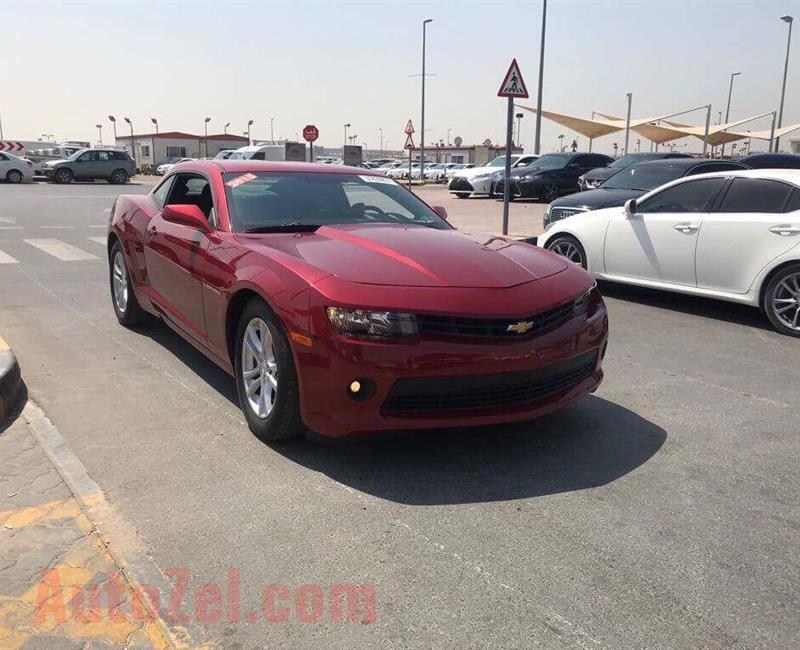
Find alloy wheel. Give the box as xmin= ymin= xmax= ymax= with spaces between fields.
xmin=7 ymin=170 xmax=22 ymax=184
xmin=241 ymin=318 xmax=278 ymax=419
xmin=112 ymin=250 xmax=128 ymax=313
xmin=772 ymin=271 xmax=800 ymax=332
xmin=549 ymin=238 xmax=584 ymax=266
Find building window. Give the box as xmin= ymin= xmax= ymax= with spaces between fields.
xmin=140 ymin=145 xmax=150 ymax=158
xmin=166 ymin=146 xmax=187 ymax=158
xmin=452 ymin=155 xmax=464 ymax=163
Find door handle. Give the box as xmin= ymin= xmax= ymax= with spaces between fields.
xmin=673 ymin=223 xmax=699 ymax=234
xmin=769 ymin=225 xmax=800 ymax=236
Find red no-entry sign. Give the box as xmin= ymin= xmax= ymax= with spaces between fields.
xmin=303 ymin=125 xmax=319 ymax=143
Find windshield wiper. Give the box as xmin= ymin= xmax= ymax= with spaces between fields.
xmin=242 ymin=223 xmax=321 ymax=233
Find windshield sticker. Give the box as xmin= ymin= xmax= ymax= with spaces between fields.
xmin=359 ymin=175 xmax=396 ymax=185
xmin=226 ymin=172 xmax=257 ymax=188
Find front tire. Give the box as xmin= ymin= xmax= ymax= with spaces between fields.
xmin=234 ymin=299 xmax=303 ymax=441
xmin=6 ymin=170 xmax=23 ymax=184
xmin=763 ymin=263 xmax=800 ymax=337
xmin=110 ymin=169 xmax=129 ymax=185
xmin=541 ymin=183 xmax=559 ymax=202
xmin=55 ymin=168 xmax=73 ymax=184
xmin=546 ymin=234 xmax=587 ymax=269
xmin=109 ymin=241 xmax=148 ymax=326
xmin=454 ymin=192 xmax=470 ymax=199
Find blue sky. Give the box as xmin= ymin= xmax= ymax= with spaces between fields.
xmin=1 ymin=0 xmax=797 ymax=154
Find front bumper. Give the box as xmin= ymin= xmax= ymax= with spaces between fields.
xmin=295 ymin=296 xmax=608 ymax=438
xmin=494 ymin=178 xmax=538 ymax=199
xmin=449 ymin=176 xmax=494 ymax=195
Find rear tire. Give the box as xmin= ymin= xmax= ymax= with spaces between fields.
xmin=55 ymin=168 xmax=73 ymax=184
xmin=234 ymin=298 xmax=303 ymax=441
xmin=110 ymin=169 xmax=129 ymax=185
xmin=763 ymin=263 xmax=800 ymax=338
xmin=454 ymin=192 xmax=470 ymax=199
xmin=546 ymin=234 xmax=587 ymax=269
xmin=541 ymin=183 xmax=559 ymax=202
xmin=6 ymin=170 xmax=23 ymax=184
xmin=109 ymin=240 xmax=148 ymax=327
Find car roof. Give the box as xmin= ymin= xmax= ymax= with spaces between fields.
xmin=629 ymin=158 xmax=746 ymax=170
xmin=689 ymin=168 xmax=800 ymax=184
xmin=179 ymin=160 xmax=386 ymax=176
xmin=740 ymin=152 xmax=800 ymax=160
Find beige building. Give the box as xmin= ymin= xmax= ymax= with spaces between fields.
xmin=114 ymin=131 xmax=249 ymax=165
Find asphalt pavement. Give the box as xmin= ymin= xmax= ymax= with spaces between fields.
xmin=0 ymin=180 xmax=798 ymax=649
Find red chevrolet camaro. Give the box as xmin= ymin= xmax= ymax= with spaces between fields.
xmin=108 ymin=160 xmax=608 ymax=440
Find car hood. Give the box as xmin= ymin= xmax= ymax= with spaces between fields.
xmin=453 ymin=166 xmax=503 ymax=179
xmin=240 ymin=224 xmax=568 ymax=288
xmin=581 ymin=167 xmax=619 ymax=182
xmin=551 ymin=187 xmax=644 ymax=210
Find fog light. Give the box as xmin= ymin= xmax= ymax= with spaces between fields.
xmin=347 ymin=378 xmax=375 ymax=401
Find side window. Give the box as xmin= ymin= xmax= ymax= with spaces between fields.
xmin=639 ymin=178 xmax=727 ymax=214
xmin=98 ymin=151 xmax=111 ymax=161
xmin=785 ymin=189 xmax=800 ymax=212
xmin=152 ymin=177 xmax=174 ymax=209
xmin=79 ymin=151 xmax=97 ymax=162
xmin=166 ymin=175 xmax=215 ymax=222
xmin=718 ymin=178 xmax=794 ymax=213
xmin=0 ymin=154 xmax=7 ymax=161
xmin=251 ymin=151 xmax=265 ymax=160
xmin=689 ymin=163 xmax=742 ymax=175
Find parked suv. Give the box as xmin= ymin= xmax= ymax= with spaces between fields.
xmin=42 ymin=149 xmax=136 ymax=184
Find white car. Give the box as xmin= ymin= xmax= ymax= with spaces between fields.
xmin=422 ymin=163 xmax=448 ymax=181
xmin=156 ymin=158 xmax=195 ymax=175
xmin=387 ymin=163 xmax=417 ymax=179
xmin=0 ymin=152 xmax=34 ymax=183
xmin=444 ymin=163 xmax=475 ymax=181
xmin=448 ymin=154 xmax=538 ymax=198
xmin=538 ymin=169 xmax=800 ymax=337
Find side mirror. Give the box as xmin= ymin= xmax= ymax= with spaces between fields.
xmin=431 ymin=205 xmax=448 ymax=221
xmin=624 ymin=198 xmax=638 ymax=218
xmin=162 ymin=204 xmax=209 ymax=231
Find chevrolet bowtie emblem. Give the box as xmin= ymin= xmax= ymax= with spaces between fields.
xmin=507 ymin=320 xmax=534 ymax=334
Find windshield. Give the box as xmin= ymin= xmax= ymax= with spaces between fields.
xmin=66 ymin=148 xmax=88 ymax=161
xmin=486 ymin=155 xmax=519 ymax=167
xmin=602 ymin=163 xmax=684 ymax=191
xmin=223 ymin=172 xmax=451 ymax=233
xmin=526 ymin=153 xmax=572 ymax=169
xmin=609 ymin=154 xmax=644 ymax=169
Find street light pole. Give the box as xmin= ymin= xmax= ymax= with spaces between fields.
xmin=720 ymin=72 xmax=740 ymax=157
xmin=96 ymin=124 xmax=102 ymax=146
xmin=343 ymin=123 xmax=350 ymax=152
xmin=270 ymin=117 xmax=276 ymax=144
xmin=446 ymin=127 xmax=452 ymax=146
xmin=224 ymin=122 xmax=230 ymax=135
xmin=378 ymin=128 xmax=383 ymax=155
xmin=420 ymin=18 xmax=433 ymax=181
xmin=123 ymin=117 xmax=134 ymax=164
xmin=515 ymin=113 xmax=523 ymax=147
xmin=108 ymin=115 xmax=117 ymax=143
xmin=204 ymin=117 xmax=211 ymax=157
xmin=623 ymin=92 xmax=632 ymax=155
xmin=775 ymin=15 xmax=794 ymax=152
xmin=247 ymin=119 xmax=254 ymax=145
xmin=533 ymin=0 xmax=547 ymax=154
xmin=702 ymin=104 xmax=711 ymax=157
xmin=150 ymin=117 xmax=158 ymax=134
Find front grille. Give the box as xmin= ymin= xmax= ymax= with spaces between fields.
xmin=418 ymin=297 xmax=577 ymax=339
xmin=449 ymin=178 xmax=474 ymax=192
xmin=549 ymin=207 xmax=586 ymax=223
xmin=383 ymin=350 xmax=597 ymax=413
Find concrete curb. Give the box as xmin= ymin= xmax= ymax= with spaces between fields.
xmin=23 ymin=400 xmax=211 ymax=649
xmin=0 ymin=337 xmax=23 ymax=423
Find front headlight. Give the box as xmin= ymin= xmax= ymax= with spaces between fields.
xmin=573 ymin=281 xmax=597 ymax=315
xmin=326 ymin=307 xmax=418 ymax=337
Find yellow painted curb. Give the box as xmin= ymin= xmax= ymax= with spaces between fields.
xmin=0 ymin=336 xmax=9 ymax=351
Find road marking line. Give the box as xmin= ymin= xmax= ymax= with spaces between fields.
xmin=0 ymin=250 xmax=19 ymax=264
xmin=39 ymin=225 xmax=76 ymax=230
xmin=0 ymin=226 xmax=23 ymax=230
xmin=23 ymin=239 xmax=98 ymax=262
xmin=0 ymin=216 xmax=17 ymax=224
xmin=87 ymin=236 xmax=107 ymax=245
xmin=89 ymin=224 xmax=107 ymax=228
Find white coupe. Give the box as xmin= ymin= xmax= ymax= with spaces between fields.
xmin=539 ymin=169 xmax=800 ymax=337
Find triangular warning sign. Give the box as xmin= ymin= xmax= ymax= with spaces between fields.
xmin=404 ymin=134 xmax=415 ymax=149
xmin=405 ymin=119 xmax=415 ymax=135
xmin=497 ymin=58 xmax=529 ymax=98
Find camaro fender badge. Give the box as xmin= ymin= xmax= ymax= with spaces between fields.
xmin=507 ymin=320 xmax=534 ymax=334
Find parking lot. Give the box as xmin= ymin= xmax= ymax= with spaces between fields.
xmin=0 ymin=179 xmax=798 ymax=648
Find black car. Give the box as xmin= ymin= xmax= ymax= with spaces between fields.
xmin=543 ymin=158 xmax=750 ymax=228
xmin=493 ymin=152 xmax=614 ymax=202
xmin=578 ymin=152 xmax=693 ymax=190
xmin=738 ymin=152 xmax=800 ymax=169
